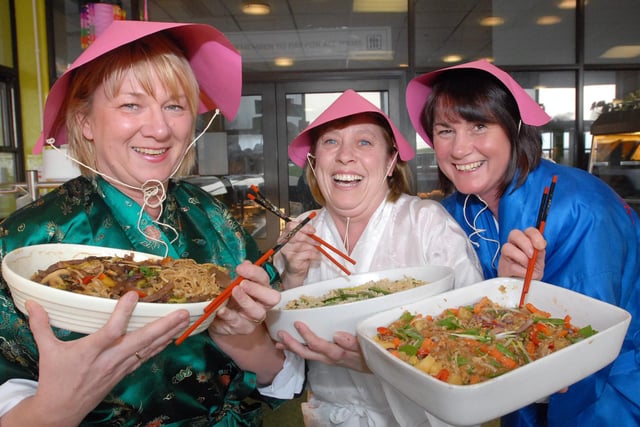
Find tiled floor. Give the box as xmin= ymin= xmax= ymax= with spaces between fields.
xmin=263 ymin=396 xmax=305 ymax=426
xmin=263 ymin=396 xmax=501 ymax=426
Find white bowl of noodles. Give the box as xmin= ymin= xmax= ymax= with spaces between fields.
xmin=265 ymin=265 xmax=454 ymax=343
xmin=356 ymin=278 xmax=631 ymax=426
xmin=2 ymin=243 xmax=230 ymax=336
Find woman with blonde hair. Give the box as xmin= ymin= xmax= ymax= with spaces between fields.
xmin=0 ymin=21 xmax=303 ymax=426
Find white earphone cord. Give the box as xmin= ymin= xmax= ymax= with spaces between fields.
xmin=462 ymin=193 xmax=500 ymax=270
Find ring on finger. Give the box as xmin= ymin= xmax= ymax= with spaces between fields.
xmin=251 ymin=314 xmax=267 ymax=324
xmin=134 ymin=351 xmax=143 ymax=361
xmin=239 ymin=312 xmax=266 ymax=324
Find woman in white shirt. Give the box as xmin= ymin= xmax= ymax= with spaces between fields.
xmin=272 ymin=89 xmax=484 ymax=426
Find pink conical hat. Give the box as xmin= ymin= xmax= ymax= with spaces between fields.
xmin=288 ymin=89 xmax=415 ymax=167
xmin=406 ymin=59 xmax=551 ymax=147
xmin=34 ymin=20 xmax=241 ymax=153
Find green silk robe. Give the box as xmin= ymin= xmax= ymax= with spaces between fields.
xmin=0 ymin=176 xmax=280 ymax=426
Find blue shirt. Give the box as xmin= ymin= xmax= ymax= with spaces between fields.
xmin=442 ymin=159 xmax=640 ymax=427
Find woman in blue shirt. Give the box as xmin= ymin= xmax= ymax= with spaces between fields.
xmin=406 ymin=59 xmax=640 ymax=427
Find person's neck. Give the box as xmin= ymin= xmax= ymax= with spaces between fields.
xmin=327 ymin=196 xmax=386 ymax=254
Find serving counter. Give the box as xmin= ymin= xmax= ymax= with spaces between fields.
xmin=589 ymin=110 xmax=640 ymax=215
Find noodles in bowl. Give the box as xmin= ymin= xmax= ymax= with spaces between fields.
xmin=284 ymin=276 xmax=426 ymax=309
xmin=2 ymin=243 xmax=230 ymax=335
xmin=265 ymin=265 xmax=454 ymax=343
xmin=31 ymin=255 xmax=230 ymax=303
xmin=356 ymin=278 xmax=631 ymax=426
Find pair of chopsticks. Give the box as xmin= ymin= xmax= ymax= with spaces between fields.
xmin=247 ymin=185 xmax=356 ymax=275
xmin=518 ymin=175 xmax=558 ymax=308
xmin=175 ymin=211 xmax=317 ymax=345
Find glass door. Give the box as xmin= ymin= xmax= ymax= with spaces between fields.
xmin=193 ymin=78 xmax=406 ymax=251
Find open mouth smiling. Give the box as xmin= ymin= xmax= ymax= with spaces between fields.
xmin=133 ymin=147 xmax=168 ymax=156
xmin=332 ymin=173 xmax=363 ymax=183
xmin=455 ymin=160 xmax=484 ymax=172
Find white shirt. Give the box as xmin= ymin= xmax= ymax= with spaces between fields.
xmin=276 ymin=194 xmax=484 ymax=426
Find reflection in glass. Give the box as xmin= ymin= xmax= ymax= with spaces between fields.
xmin=585 ymin=0 xmax=640 ymax=64
xmin=414 ymin=0 xmax=574 ymax=67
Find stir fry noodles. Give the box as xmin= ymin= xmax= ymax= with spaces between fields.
xmin=285 ymin=276 xmax=426 ymax=309
xmin=31 ymin=255 xmax=230 ymax=303
xmin=374 ymin=297 xmax=597 ymax=385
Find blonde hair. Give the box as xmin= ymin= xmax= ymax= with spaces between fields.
xmin=61 ymin=33 xmax=200 ymax=177
xmin=305 ymin=112 xmax=414 ymax=206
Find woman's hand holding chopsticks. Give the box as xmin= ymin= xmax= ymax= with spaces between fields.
xmin=498 ymin=227 xmax=547 ymax=279
xmin=276 ymin=219 xmax=324 ymax=290
xmin=208 ymin=260 xmax=279 ymax=335
xmin=248 ymin=186 xmax=355 ymax=275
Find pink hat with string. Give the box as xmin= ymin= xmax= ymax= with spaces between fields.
xmin=406 ymin=59 xmax=551 ymax=147
xmin=288 ymin=89 xmax=415 ymax=167
xmin=33 ymin=20 xmax=241 ymax=154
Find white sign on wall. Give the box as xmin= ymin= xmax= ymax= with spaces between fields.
xmin=226 ymin=27 xmax=393 ymax=62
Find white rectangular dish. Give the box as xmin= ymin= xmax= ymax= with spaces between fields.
xmin=356 ymin=277 xmax=631 ymax=426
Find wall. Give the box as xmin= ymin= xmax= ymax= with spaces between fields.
xmin=15 ymin=0 xmax=49 ymax=171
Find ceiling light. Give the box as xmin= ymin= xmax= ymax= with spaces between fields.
xmin=600 ymin=45 xmax=640 ymax=59
xmin=480 ymin=16 xmax=505 ymax=27
xmin=353 ymin=0 xmax=407 ymax=13
xmin=537 ymin=15 xmax=562 ymax=25
xmin=242 ymin=2 xmax=271 ymax=16
xmin=442 ymin=55 xmax=463 ymax=63
xmin=274 ymin=57 xmax=294 ymax=67
xmin=557 ymin=0 xmax=577 ymax=9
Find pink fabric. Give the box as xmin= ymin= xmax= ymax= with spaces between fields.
xmin=288 ymin=89 xmax=415 ymax=167
xmin=406 ymin=59 xmax=552 ymax=147
xmin=34 ymin=21 xmax=241 ymax=153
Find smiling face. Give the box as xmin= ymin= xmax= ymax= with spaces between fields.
xmin=80 ymin=69 xmax=195 ymax=200
xmin=432 ymin=108 xmax=511 ymax=214
xmin=312 ymin=114 xmax=396 ymax=220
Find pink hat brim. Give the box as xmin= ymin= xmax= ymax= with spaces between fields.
xmin=288 ymin=89 xmax=415 ymax=167
xmin=34 ymin=21 xmax=241 ymax=154
xmin=406 ymin=59 xmax=551 ymax=147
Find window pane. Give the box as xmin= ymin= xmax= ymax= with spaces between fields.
xmin=583 ymin=69 xmax=640 ymax=174
xmin=0 ymin=80 xmax=16 ymax=148
xmin=415 ymin=0 xmax=575 ymax=67
xmin=50 ymin=0 xmax=134 ymax=77
xmin=585 ymin=0 xmax=640 ymax=64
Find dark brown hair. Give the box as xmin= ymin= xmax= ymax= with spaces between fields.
xmin=421 ymin=68 xmax=542 ymax=197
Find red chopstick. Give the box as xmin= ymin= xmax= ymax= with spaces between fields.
xmin=175 ymin=211 xmax=317 ymax=345
xmin=519 ymin=175 xmax=557 ymax=307
xmin=247 ymin=187 xmax=355 ymax=270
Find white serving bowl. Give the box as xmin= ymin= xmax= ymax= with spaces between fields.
xmin=2 ymin=243 xmax=224 ymax=336
xmin=356 ymin=277 xmax=631 ymax=426
xmin=266 ymin=265 xmax=454 ymax=342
